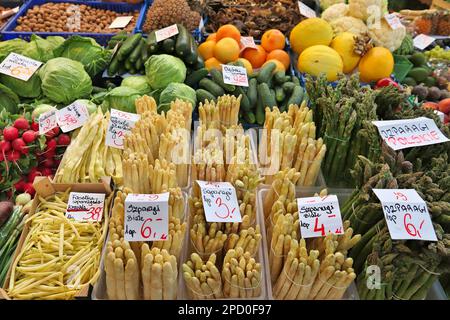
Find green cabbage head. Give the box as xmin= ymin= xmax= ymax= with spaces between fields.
xmin=0 ymin=38 xmax=28 ymax=62
xmin=22 ymin=35 xmax=64 ymax=62
xmin=39 ymin=57 xmax=92 ymax=104
xmin=0 ymin=83 xmax=20 ymax=113
xmin=102 ymin=86 xmax=142 ymax=113
xmin=0 ymin=73 xmax=42 ymax=98
xmin=145 ymin=54 xmax=186 ymax=89
xmin=159 ymin=83 xmax=196 ymax=112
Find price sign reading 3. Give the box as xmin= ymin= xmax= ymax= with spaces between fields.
xmin=65 ymin=192 xmax=105 ymax=222
xmin=105 ymin=108 xmax=140 ymax=149
xmin=373 ymin=189 xmax=437 ymax=241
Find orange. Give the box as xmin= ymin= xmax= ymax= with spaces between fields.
xmin=266 ymin=49 xmax=290 ymax=70
xmin=204 ymin=57 xmax=222 ymax=71
xmin=261 ymin=29 xmax=285 ymax=52
xmin=216 ymin=24 xmax=241 ymax=43
xmin=206 ymin=33 xmax=217 ymax=42
xmin=198 ymin=40 xmax=216 ymax=60
xmin=241 ymin=45 xmax=267 ymax=69
xmin=237 ymin=58 xmax=253 ymax=75
xmin=262 ymin=59 xmax=285 ymax=73
xmin=358 ymin=47 xmax=394 ymax=83
xmin=213 ymin=37 xmax=240 ymax=63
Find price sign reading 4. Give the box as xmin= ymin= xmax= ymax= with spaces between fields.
xmin=297 ymin=195 xmax=344 ymax=239
xmin=197 ymin=180 xmax=242 ymax=223
xmin=155 ymin=24 xmax=179 ymax=42
xmin=65 ymin=192 xmax=105 ymax=222
xmin=38 ymin=109 xmax=58 ymax=135
xmin=56 ymin=101 xmax=89 ymax=133
xmin=124 ymin=193 xmax=169 ymax=242
xmin=222 ymin=65 xmax=248 ymax=87
xmin=0 ymin=52 xmax=42 ymax=81
xmin=105 ymin=108 xmax=140 ymax=149
xmin=373 ymin=189 xmax=437 ymax=241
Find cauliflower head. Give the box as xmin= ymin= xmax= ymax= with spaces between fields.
xmin=330 ymin=16 xmax=368 ymax=37
xmin=322 ymin=3 xmax=349 ymax=22
xmin=368 ymin=19 xmax=406 ymax=52
xmin=320 ymin=0 xmax=346 ymax=10
xmin=348 ymin=0 xmax=388 ymax=21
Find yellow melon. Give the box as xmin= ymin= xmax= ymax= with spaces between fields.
xmin=298 ymin=45 xmax=344 ymax=82
xmin=330 ymin=32 xmax=361 ymax=73
xmin=289 ymin=18 xmax=334 ymax=54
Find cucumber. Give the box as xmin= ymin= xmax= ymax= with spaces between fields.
xmin=175 ymin=24 xmax=190 ymax=57
xmin=199 ymin=78 xmax=225 ymax=97
xmin=147 ymin=31 xmax=159 ymax=54
xmin=255 ymin=91 xmax=265 ymax=125
xmin=196 ymin=89 xmax=216 ymax=104
xmin=134 ymin=56 xmax=143 ymax=71
xmin=243 ymin=111 xmax=256 ymax=124
xmin=292 ymin=75 xmax=300 ymax=85
xmin=247 ymin=78 xmax=258 ymax=109
xmin=129 ymin=38 xmax=145 ymax=63
xmin=141 ymin=38 xmax=149 ymax=63
xmin=286 ymin=85 xmax=304 ymax=107
xmin=275 ymin=86 xmax=286 ymax=103
xmin=193 ymin=54 xmax=205 ymax=70
xmin=185 ymin=35 xmax=199 ymax=65
xmin=274 ymin=70 xmax=287 ymax=84
xmin=185 ymin=68 xmax=209 ymax=87
xmin=117 ymin=63 xmax=127 ymax=76
xmin=162 ymin=38 xmax=175 ymax=54
xmin=124 ymin=59 xmax=133 ymax=71
xmin=257 ymin=62 xmax=276 ymax=83
xmin=117 ymin=33 xmax=142 ymax=61
xmin=249 ymin=71 xmax=258 ymax=79
xmin=107 ymin=54 xmax=121 ymax=76
xmin=235 ymin=87 xmax=251 ymax=112
xmin=258 ymin=82 xmax=277 ymax=109
xmin=210 ymin=68 xmax=235 ymax=92
xmin=282 ymin=82 xmax=296 ymax=94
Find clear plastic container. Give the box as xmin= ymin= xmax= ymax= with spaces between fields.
xmin=426 ymin=280 xmax=447 ymax=300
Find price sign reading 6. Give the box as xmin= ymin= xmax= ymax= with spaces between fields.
xmin=140 ymin=217 xmax=167 ymax=239
xmin=403 ymin=213 xmax=424 ymax=239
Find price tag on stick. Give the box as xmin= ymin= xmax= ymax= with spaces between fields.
xmin=222 ymin=64 xmax=248 ymax=87
xmin=66 ymin=192 xmax=105 ymax=222
xmin=197 ymin=181 xmax=242 ymax=223
xmin=38 ymin=109 xmax=58 ymax=135
xmin=124 ymin=193 xmax=169 ymax=242
xmin=105 ymin=109 xmax=140 ymax=149
xmin=0 ymin=52 xmax=42 ymax=81
xmin=298 ymin=1 xmax=317 ymax=18
xmin=155 ymin=24 xmax=179 ymax=42
xmin=56 ymin=101 xmax=89 ymax=133
xmin=297 ymin=195 xmax=344 ymax=238
xmin=373 ymin=189 xmax=437 ymax=241
xmin=372 ymin=117 xmax=449 ymax=151
xmin=108 ymin=16 xmax=133 ymax=29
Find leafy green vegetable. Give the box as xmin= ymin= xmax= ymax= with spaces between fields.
xmin=53 ymin=36 xmax=112 ymax=77
xmin=101 ymin=86 xmax=141 ymax=113
xmin=0 ymin=73 xmax=42 ymax=98
xmin=74 ymin=99 xmax=98 ymax=114
xmin=0 ymin=39 xmax=28 ymax=62
xmin=145 ymin=54 xmax=186 ymax=90
xmin=21 ymin=35 xmax=64 ymax=63
xmin=121 ymin=76 xmax=152 ymax=95
xmin=158 ymin=83 xmax=196 ymax=112
xmin=31 ymin=104 xmax=56 ymax=120
xmin=39 ymin=57 xmax=93 ymax=104
xmin=0 ymin=83 xmax=20 ymax=113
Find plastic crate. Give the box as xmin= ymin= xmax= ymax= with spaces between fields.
xmin=1 ymin=0 xmax=146 ymax=46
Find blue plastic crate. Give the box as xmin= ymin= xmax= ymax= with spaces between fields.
xmin=1 ymin=0 xmax=145 ymax=46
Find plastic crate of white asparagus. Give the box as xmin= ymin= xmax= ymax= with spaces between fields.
xmin=91 ymin=190 xmax=189 ymax=300
xmin=257 ymin=186 xmax=359 ymax=300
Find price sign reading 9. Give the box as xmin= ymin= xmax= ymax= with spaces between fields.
xmin=373 ymin=189 xmax=437 ymax=241
xmin=124 ymin=193 xmax=169 ymax=242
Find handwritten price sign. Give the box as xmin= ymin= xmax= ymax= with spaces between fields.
xmin=384 ymin=13 xmax=403 ymax=30
xmin=38 ymin=109 xmax=58 ymax=135
xmin=66 ymin=192 xmax=105 ymax=222
xmin=298 ymin=1 xmax=316 ymax=18
xmin=240 ymin=36 xmax=257 ymax=50
xmin=297 ymin=195 xmax=344 ymax=238
xmin=373 ymin=189 xmax=437 ymax=241
xmin=197 ymin=180 xmax=242 ymax=223
xmin=124 ymin=193 xmax=169 ymax=242
xmin=105 ymin=108 xmax=140 ymax=149
xmin=413 ymin=34 xmax=435 ymax=50
xmin=155 ymin=24 xmax=179 ymax=42
xmin=372 ymin=117 xmax=449 ymax=151
xmin=56 ymin=101 xmax=89 ymax=133
xmin=222 ymin=65 xmax=248 ymax=87
xmin=0 ymin=52 xmax=42 ymax=81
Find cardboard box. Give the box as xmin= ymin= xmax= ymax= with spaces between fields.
xmin=0 ymin=176 xmax=113 ymax=300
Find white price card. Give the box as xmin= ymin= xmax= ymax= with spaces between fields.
xmin=298 ymin=1 xmax=317 ymax=18
xmin=222 ymin=64 xmax=248 ymax=87
xmin=105 ymin=108 xmax=140 ymax=149
xmin=373 ymin=189 xmax=437 ymax=241
xmin=56 ymin=101 xmax=89 ymax=133
xmin=108 ymin=16 xmax=133 ymax=29
xmin=240 ymin=36 xmax=257 ymax=50
xmin=197 ymin=181 xmax=242 ymax=223
xmin=372 ymin=117 xmax=449 ymax=150
xmin=0 ymin=52 xmax=42 ymax=81
xmin=384 ymin=13 xmax=403 ymax=30
xmin=434 ymin=110 xmax=445 ymax=123
xmin=66 ymin=192 xmax=105 ymax=222
xmin=124 ymin=193 xmax=169 ymax=242
xmin=155 ymin=24 xmax=179 ymax=42
xmin=413 ymin=34 xmax=435 ymax=50
xmin=297 ymin=195 xmax=344 ymax=238
xmin=38 ymin=109 xmax=58 ymax=135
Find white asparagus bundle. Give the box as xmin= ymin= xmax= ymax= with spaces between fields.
xmin=183 ymin=253 xmax=223 ymax=299
xmin=222 ymin=247 xmax=262 ymax=298
xmin=141 ymin=245 xmax=178 ymax=300
xmin=135 ymin=94 xmax=158 ymax=115
xmin=55 ymin=109 xmax=123 ymax=184
xmin=198 ymin=95 xmax=241 ymax=130
xmin=224 ymin=226 xmax=262 ymax=257
xmin=151 ymin=215 xmax=186 ymax=261
xmin=8 ymin=189 xmax=111 ymax=300
xmin=259 ymin=103 xmax=326 ymax=186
